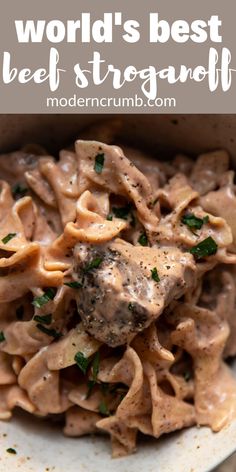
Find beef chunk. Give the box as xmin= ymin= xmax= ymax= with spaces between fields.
xmin=73 ymin=239 xmax=195 ymax=347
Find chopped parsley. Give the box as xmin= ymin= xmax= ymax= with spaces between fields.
xmin=182 ymin=212 xmax=209 ymax=231
xmin=86 ymin=351 xmax=100 ymax=398
xmin=6 ymin=448 xmax=17 ymax=454
xmin=74 ymin=351 xmax=90 ymax=375
xmin=112 ymin=205 xmax=130 ymax=220
xmin=151 ymin=267 xmax=160 ymax=283
xmin=100 ymin=383 xmax=110 ymax=395
xmin=189 ymin=236 xmax=218 ymax=260
xmin=111 ymin=205 xmax=135 ymax=227
xmin=130 ymin=212 xmax=136 ymax=228
xmin=99 ymin=400 xmax=110 ymax=416
xmin=86 ymin=380 xmax=95 ymax=399
xmin=94 ymin=153 xmax=105 ymax=174
xmin=119 ymin=391 xmax=127 ymax=401
xmin=0 ymin=331 xmax=5 ymax=342
xmin=151 ymin=197 xmax=159 ymax=207
xmin=64 ymin=281 xmax=83 ymax=289
xmin=91 ymin=351 xmax=100 ymax=382
xmin=138 ymin=232 xmax=148 ymax=246
xmin=203 ymin=215 xmax=209 ymax=224
xmin=1 ymin=233 xmax=17 ymax=245
xmin=184 ymin=371 xmax=191 ymax=382
xmin=109 ymin=383 xmax=128 ymax=399
xmin=99 ymin=382 xmax=128 ymax=403
xmin=12 ymin=183 xmax=28 ymax=199
xmin=32 ymin=288 xmax=56 ymax=308
xmin=74 ymin=351 xmax=101 ymax=397
xmin=16 ymin=305 xmax=24 ymax=320
xmin=128 ymin=302 xmax=135 ymax=311
xmin=33 ymin=314 xmax=52 ymax=325
xmin=84 ymin=257 xmax=103 ymax=273
xmin=36 ymin=324 xmax=62 ymax=339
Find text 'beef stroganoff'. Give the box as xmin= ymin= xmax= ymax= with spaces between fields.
xmin=0 ymin=122 xmax=236 ymax=457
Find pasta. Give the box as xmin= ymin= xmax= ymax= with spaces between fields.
xmin=0 ymin=121 xmax=236 ymax=457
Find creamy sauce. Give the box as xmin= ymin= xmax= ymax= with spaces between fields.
xmin=0 ymin=124 xmax=235 ymax=457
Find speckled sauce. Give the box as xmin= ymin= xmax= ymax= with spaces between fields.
xmin=0 ymin=408 xmax=236 ymax=472
xmin=0 ymin=118 xmax=236 ymax=470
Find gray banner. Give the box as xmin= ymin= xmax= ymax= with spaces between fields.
xmin=0 ymin=0 xmax=236 ymax=113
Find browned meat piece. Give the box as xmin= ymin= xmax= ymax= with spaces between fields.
xmin=73 ymin=239 xmax=196 ymax=346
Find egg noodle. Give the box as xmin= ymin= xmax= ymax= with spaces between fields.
xmin=0 ymin=120 xmax=236 ymax=457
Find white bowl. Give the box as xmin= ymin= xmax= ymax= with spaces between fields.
xmin=0 ymin=409 xmax=235 ymax=472
xmin=0 ymin=114 xmax=236 ymax=472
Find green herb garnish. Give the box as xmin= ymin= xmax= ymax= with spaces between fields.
xmin=189 ymin=236 xmax=218 ymax=260
xmin=1 ymin=233 xmax=17 ymax=244
xmin=16 ymin=305 xmax=24 ymax=320
xmin=112 ymin=205 xmax=130 ymax=220
xmin=0 ymin=331 xmax=5 ymax=342
xmin=151 ymin=197 xmax=159 ymax=207
xmin=100 ymin=383 xmax=110 ymax=395
xmin=74 ymin=351 xmax=90 ymax=375
xmin=138 ymin=232 xmax=148 ymax=246
xmin=184 ymin=371 xmax=191 ymax=382
xmin=99 ymin=400 xmax=110 ymax=416
xmin=36 ymin=324 xmax=62 ymax=339
xmin=111 ymin=205 xmax=135 ymax=226
xmin=130 ymin=212 xmax=136 ymax=227
xmin=128 ymin=302 xmax=135 ymax=311
xmin=84 ymin=257 xmax=103 ymax=273
xmin=86 ymin=351 xmax=100 ymax=398
xmin=33 ymin=314 xmax=52 ymax=325
xmin=91 ymin=351 xmax=100 ymax=382
xmin=64 ymin=281 xmax=83 ymax=289
xmin=120 ymin=391 xmax=127 ymax=401
xmin=109 ymin=383 xmax=128 ymax=399
xmin=182 ymin=212 xmax=209 ymax=231
xmin=86 ymin=380 xmax=95 ymax=399
xmin=6 ymin=448 xmax=17 ymax=454
xmin=94 ymin=153 xmax=105 ymax=174
xmin=32 ymin=288 xmax=56 ymax=308
xmin=151 ymin=267 xmax=160 ymax=283
xmin=12 ymin=183 xmax=28 ymax=199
